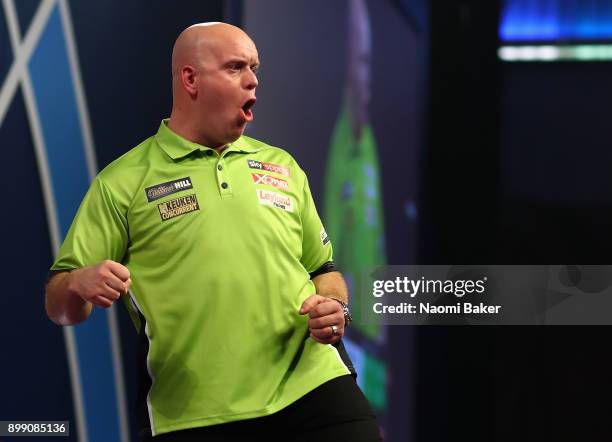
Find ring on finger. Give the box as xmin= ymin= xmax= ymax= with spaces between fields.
xmin=331 ymin=324 xmax=338 ymax=336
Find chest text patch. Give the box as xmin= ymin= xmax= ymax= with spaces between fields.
xmin=157 ymin=194 xmax=200 ymax=221
xmin=251 ymin=173 xmax=289 ymax=191
xmin=145 ymin=177 xmax=193 ymax=202
xmin=256 ymin=189 xmax=293 ymax=212
xmin=247 ymin=160 xmax=290 ymax=177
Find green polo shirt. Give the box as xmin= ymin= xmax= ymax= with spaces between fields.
xmin=51 ymin=120 xmax=351 ymax=436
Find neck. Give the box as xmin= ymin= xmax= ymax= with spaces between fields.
xmin=167 ymin=114 xmax=228 ymax=152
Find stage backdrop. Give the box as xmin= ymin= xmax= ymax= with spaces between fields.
xmin=0 ymin=1 xmax=424 ymax=441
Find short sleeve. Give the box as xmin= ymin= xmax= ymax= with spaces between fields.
xmin=51 ymin=177 xmax=129 ymax=271
xmin=299 ymin=170 xmax=333 ymax=273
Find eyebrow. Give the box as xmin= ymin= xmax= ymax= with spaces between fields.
xmin=224 ymin=58 xmax=260 ymax=68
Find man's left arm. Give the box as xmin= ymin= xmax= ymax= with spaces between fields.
xmin=312 ymin=270 xmax=348 ymax=304
xmin=300 ymin=271 xmax=350 ymax=344
xmin=296 ymin=167 xmax=349 ymax=344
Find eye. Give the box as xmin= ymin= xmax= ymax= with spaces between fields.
xmin=226 ymin=62 xmax=245 ymax=73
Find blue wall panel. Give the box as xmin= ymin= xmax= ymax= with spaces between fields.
xmin=28 ymin=4 xmax=120 ymax=442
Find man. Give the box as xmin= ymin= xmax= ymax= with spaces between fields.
xmin=46 ymin=22 xmax=382 ymax=441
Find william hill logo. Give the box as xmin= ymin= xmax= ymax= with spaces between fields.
xmin=145 ymin=177 xmax=193 ymax=202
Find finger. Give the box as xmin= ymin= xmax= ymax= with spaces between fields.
xmin=299 ymin=294 xmax=329 ymax=315
xmin=125 ymin=278 xmax=132 ymax=292
xmin=105 ymin=274 xmax=128 ymax=294
xmin=308 ymin=312 xmax=344 ymax=330
xmin=308 ymin=300 xmax=341 ymax=319
xmin=107 ymin=261 xmax=130 ymax=281
xmin=311 ymin=325 xmax=340 ymax=340
xmin=310 ymin=330 xmax=341 ymax=344
xmin=98 ymin=286 xmax=121 ymax=302
xmin=93 ymin=295 xmax=113 ymax=308
xmin=310 ymin=326 xmax=326 ymax=339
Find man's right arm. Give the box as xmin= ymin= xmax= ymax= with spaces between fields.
xmin=45 ymin=260 xmax=131 ymax=326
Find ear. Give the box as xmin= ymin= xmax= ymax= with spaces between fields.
xmin=180 ymin=65 xmax=198 ymax=97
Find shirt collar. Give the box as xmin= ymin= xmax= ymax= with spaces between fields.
xmin=155 ymin=119 xmax=264 ymax=159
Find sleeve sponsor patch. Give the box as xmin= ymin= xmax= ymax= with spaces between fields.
xmin=320 ymin=227 xmax=330 ymax=245
xmin=251 ymin=173 xmax=289 ymax=190
xmin=157 ymin=194 xmax=200 ymax=221
xmin=247 ymin=159 xmax=290 ymax=177
xmin=256 ymin=189 xmax=293 ymax=212
xmin=145 ymin=177 xmax=193 ymax=202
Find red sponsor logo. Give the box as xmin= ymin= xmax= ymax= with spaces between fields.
xmin=251 ymin=173 xmax=289 ymax=190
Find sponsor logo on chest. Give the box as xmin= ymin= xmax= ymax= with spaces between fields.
xmin=251 ymin=173 xmax=289 ymax=190
xmin=247 ymin=159 xmax=290 ymax=177
xmin=145 ymin=177 xmax=193 ymax=202
xmin=256 ymin=189 xmax=293 ymax=212
xmin=157 ymin=194 xmax=200 ymax=221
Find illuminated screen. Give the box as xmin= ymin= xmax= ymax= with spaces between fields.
xmin=499 ymin=0 xmax=612 ymax=61
xmin=501 ymin=0 xmax=612 ymax=41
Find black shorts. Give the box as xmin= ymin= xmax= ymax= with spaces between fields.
xmin=148 ymin=375 xmax=382 ymax=442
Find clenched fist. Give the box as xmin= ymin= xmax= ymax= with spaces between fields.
xmin=68 ymin=260 xmax=131 ymax=308
xmin=299 ymin=294 xmax=345 ymax=344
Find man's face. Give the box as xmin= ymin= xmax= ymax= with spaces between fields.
xmin=196 ymin=33 xmax=259 ymax=147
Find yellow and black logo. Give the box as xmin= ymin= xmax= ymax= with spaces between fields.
xmin=157 ymin=194 xmax=200 ymax=221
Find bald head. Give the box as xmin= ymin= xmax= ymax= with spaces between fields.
xmin=168 ymin=22 xmax=260 ymax=148
xmin=171 ymin=22 xmax=254 ymax=80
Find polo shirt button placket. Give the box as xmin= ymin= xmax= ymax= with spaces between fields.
xmin=217 ymin=159 xmax=231 ymax=197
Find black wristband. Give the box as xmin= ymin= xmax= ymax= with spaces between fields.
xmin=309 ymin=261 xmax=339 ymax=279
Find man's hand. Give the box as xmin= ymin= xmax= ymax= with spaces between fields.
xmin=46 ymin=260 xmax=131 ymax=326
xmin=299 ymin=294 xmax=345 ymax=344
xmin=68 ymin=260 xmax=131 ymax=308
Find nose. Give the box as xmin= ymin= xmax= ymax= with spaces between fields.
xmin=245 ymin=69 xmax=258 ymax=90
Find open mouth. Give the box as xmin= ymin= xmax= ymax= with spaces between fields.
xmin=241 ymin=98 xmax=256 ymax=122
